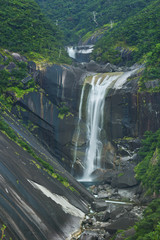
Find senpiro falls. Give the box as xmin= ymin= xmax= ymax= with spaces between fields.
xmin=71 ymin=48 xmax=138 ymax=181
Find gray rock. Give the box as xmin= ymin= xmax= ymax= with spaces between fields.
xmin=110 ymin=206 xmax=126 ymax=220
xmin=105 ymin=217 xmax=136 ymax=232
xmin=103 ymin=211 xmax=110 ymax=221
xmin=95 ymin=210 xmax=110 ymax=222
xmin=82 ymin=61 xmax=119 ymax=73
xmin=28 ymin=61 xmax=36 ymax=73
xmin=101 ymin=63 xmax=113 ymax=72
xmin=79 ymin=231 xmax=98 ymax=240
xmin=90 ymin=169 xmax=106 ymax=181
xmin=102 ymin=170 xmax=117 ymax=184
xmin=98 ymin=190 xmax=110 ymax=199
xmin=21 ymin=76 xmax=32 ymax=84
xmin=6 ymin=62 xmax=16 ymax=71
xmin=12 ymin=52 xmax=27 ymax=62
xmin=4 ymin=56 xmax=8 ymax=62
xmin=89 ymin=185 xmax=98 ymax=195
xmin=91 ymin=200 xmax=108 ymax=212
xmin=111 ymin=164 xmax=138 ymax=188
xmin=85 ymin=60 xmax=100 ymax=72
xmin=115 ymin=228 xmax=136 ymax=240
xmin=145 ymin=79 xmax=160 ymax=89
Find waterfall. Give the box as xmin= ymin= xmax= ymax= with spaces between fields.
xmin=73 ymin=69 xmax=138 ymax=181
xmin=66 ymin=45 xmax=94 ymax=62
xmin=67 ymin=47 xmax=76 ymax=59
xmin=83 ymin=74 xmax=122 ymax=180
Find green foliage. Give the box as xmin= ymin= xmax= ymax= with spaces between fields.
xmin=92 ymin=0 xmax=160 ymax=84
xmin=0 ymin=225 xmax=6 ymax=240
xmin=0 ymin=224 xmax=12 ymax=240
xmin=135 ymin=129 xmax=160 ymax=194
xmin=0 ymin=70 xmax=10 ymax=93
xmin=139 ymin=43 xmax=160 ymax=91
xmin=58 ymin=102 xmax=73 ymax=120
xmin=35 ymin=0 xmax=152 ymax=44
xmin=0 ymin=51 xmax=37 ymax=108
xmin=0 ymin=0 xmax=70 ymax=64
xmin=128 ymin=199 xmax=160 ymax=240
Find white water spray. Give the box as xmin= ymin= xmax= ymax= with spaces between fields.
xmin=74 ymin=69 xmax=138 ymax=181
xmin=83 ymin=74 xmax=123 ymax=180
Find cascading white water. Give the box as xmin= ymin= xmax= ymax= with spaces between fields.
xmin=74 ymin=69 xmax=138 ymax=181
xmin=83 ymin=74 xmax=123 ymax=180
xmin=66 ymin=45 xmax=94 ymax=62
xmin=67 ymin=47 xmax=76 ymax=59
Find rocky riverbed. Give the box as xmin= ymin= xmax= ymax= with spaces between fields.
xmin=71 ymin=137 xmax=154 ymax=240
xmin=71 ymin=181 xmax=146 ymax=240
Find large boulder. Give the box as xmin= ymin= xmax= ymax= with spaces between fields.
xmin=111 ymin=164 xmax=138 ymax=188
xmin=115 ymin=228 xmax=136 ymax=240
xmin=105 ymin=217 xmax=136 ymax=233
xmin=79 ymin=231 xmax=99 ymax=240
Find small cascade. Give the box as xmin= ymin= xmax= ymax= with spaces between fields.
xmin=73 ymin=69 xmax=138 ymax=181
xmin=67 ymin=46 xmax=76 ymax=59
xmin=66 ymin=45 xmax=94 ymax=62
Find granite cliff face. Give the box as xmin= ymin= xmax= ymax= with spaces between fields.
xmin=104 ymin=76 xmax=160 ymax=141
xmin=12 ymin=64 xmax=86 ymax=170
xmin=12 ymin=63 xmax=160 ymax=174
xmin=0 ymin=110 xmax=93 ymax=240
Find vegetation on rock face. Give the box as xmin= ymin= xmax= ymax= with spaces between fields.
xmin=0 ymin=49 xmax=37 ymax=111
xmin=0 ymin=116 xmax=75 ymax=191
xmin=135 ymin=129 xmax=160 ymax=195
xmin=92 ymin=0 xmax=160 ymax=84
xmin=0 ymin=0 xmax=70 ymax=64
xmin=122 ymin=130 xmax=160 ymax=240
xmin=127 ymin=199 xmax=160 ymax=240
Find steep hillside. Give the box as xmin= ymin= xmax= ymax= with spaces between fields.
xmin=92 ymin=0 xmax=160 ymax=88
xmin=35 ymin=0 xmax=152 ymax=43
xmin=0 ymin=0 xmax=70 ymax=63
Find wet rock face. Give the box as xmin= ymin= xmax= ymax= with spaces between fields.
xmin=104 ymin=79 xmax=160 ymax=140
xmin=38 ymin=64 xmax=85 ymax=110
xmin=0 ymin=129 xmax=91 ymax=240
xmin=13 ymin=64 xmax=87 ymax=170
xmin=13 ymin=62 xmax=160 ymax=176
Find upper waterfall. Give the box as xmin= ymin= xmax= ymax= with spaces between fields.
xmin=66 ymin=45 xmax=94 ymax=62
xmin=73 ymin=69 xmax=138 ymax=181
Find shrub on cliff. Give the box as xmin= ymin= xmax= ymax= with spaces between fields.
xmin=135 ymin=129 xmax=160 ymax=195
xmin=127 ymin=199 xmax=160 ymax=240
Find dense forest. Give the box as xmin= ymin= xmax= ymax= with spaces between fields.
xmin=35 ymin=0 xmax=153 ymax=43
xmin=0 ymin=0 xmax=70 ymax=63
